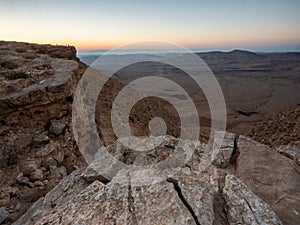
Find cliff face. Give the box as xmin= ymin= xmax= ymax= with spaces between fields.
xmin=0 ymin=41 xmax=87 ymax=223
xmin=0 ymin=41 xmax=83 ymax=126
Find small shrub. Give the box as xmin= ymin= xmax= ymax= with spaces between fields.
xmin=0 ymin=61 xmax=18 ymax=69
xmin=15 ymin=47 xmax=27 ymax=53
xmin=22 ymin=52 xmax=37 ymax=59
xmin=3 ymin=71 xmax=29 ymax=80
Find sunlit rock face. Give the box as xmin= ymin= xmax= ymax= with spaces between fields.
xmin=14 ymin=134 xmax=300 ymax=225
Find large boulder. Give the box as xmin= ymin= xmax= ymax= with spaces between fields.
xmin=235 ymin=135 xmax=300 ymax=225
xmin=14 ymin=135 xmax=285 ymax=225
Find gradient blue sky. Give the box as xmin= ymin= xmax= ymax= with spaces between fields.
xmin=1 ymin=0 xmax=300 ymax=51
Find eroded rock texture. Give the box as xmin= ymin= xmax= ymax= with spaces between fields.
xmin=0 ymin=41 xmax=87 ymax=223
xmin=14 ymin=135 xmax=290 ymax=225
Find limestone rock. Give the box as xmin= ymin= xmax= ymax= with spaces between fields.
xmin=276 ymin=144 xmax=300 ymax=166
xmin=14 ymin=136 xmax=283 ymax=225
xmin=0 ymin=41 xmax=85 ymax=127
xmin=0 ymin=191 xmax=10 ymax=206
xmin=223 ymin=175 xmax=282 ymax=225
xmin=32 ymin=133 xmax=50 ymax=145
xmin=0 ymin=41 xmax=87 ymax=224
xmin=19 ymin=161 xmax=41 ymax=176
xmin=0 ymin=207 xmax=9 ymax=224
xmin=235 ymin=135 xmax=300 ymax=225
xmin=49 ymin=118 xmax=68 ymax=136
xmin=29 ymin=169 xmax=44 ymax=181
xmin=212 ymin=131 xmax=236 ymax=168
xmin=16 ymin=174 xmax=34 ymax=188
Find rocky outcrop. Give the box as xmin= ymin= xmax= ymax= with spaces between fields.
xmin=0 ymin=41 xmax=87 ymax=224
xmin=0 ymin=41 xmax=84 ymax=126
xmin=0 ymin=41 xmax=182 ymax=224
xmin=235 ymin=136 xmax=300 ymax=225
xmin=223 ymin=175 xmax=282 ymax=225
xmin=276 ymin=145 xmax=300 ymax=166
xmin=13 ymin=134 xmax=291 ymax=225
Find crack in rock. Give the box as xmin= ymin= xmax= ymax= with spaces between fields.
xmin=166 ymin=177 xmax=201 ymax=225
xmin=229 ymin=135 xmax=239 ymax=170
xmin=127 ymin=172 xmax=138 ymax=225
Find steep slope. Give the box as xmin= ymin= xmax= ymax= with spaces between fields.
xmin=248 ymin=104 xmax=300 ymax=149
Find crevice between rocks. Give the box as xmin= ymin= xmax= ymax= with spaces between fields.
xmin=127 ymin=172 xmax=138 ymax=225
xmin=229 ymin=135 xmax=240 ymax=170
xmin=212 ymin=174 xmax=229 ymax=225
xmin=245 ymin=198 xmax=259 ymax=224
xmin=166 ymin=177 xmax=201 ymax=225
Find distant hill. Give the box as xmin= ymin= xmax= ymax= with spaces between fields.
xmin=197 ymin=49 xmax=263 ymax=62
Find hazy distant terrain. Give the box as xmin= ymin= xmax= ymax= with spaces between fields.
xmin=78 ymin=50 xmax=300 ymax=135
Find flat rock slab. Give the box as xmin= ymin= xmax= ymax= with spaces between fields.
xmin=236 ymin=135 xmax=300 ymax=225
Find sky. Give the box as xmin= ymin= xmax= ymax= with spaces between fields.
xmin=0 ymin=0 xmax=300 ymax=51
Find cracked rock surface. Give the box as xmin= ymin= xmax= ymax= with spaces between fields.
xmin=13 ymin=134 xmax=289 ymax=225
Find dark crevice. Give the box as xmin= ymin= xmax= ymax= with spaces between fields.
xmin=229 ymin=135 xmax=239 ymax=170
xmin=127 ymin=172 xmax=138 ymax=225
xmin=290 ymin=163 xmax=300 ymax=176
xmin=245 ymin=199 xmax=259 ymax=224
xmin=213 ymin=173 xmax=229 ymax=225
xmin=167 ymin=177 xmax=201 ymax=225
xmin=236 ymin=110 xmax=260 ymax=117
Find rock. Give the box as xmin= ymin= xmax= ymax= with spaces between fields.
xmin=223 ymin=174 xmax=282 ymax=225
xmin=0 ymin=207 xmax=9 ymax=224
xmin=0 ymin=191 xmax=10 ymax=206
xmin=212 ymin=131 xmax=236 ymax=168
xmin=81 ymin=167 xmax=110 ymax=183
xmin=35 ymin=141 xmax=57 ymax=157
xmin=14 ymin=135 xmax=33 ymax=151
xmin=32 ymin=132 xmax=50 ymax=145
xmin=49 ymin=118 xmax=67 ymax=136
xmin=235 ymin=135 xmax=300 ymax=225
xmin=0 ymin=125 xmax=10 ymax=136
xmin=48 ymin=166 xmax=67 ymax=180
xmin=0 ymin=41 xmax=84 ymax=127
xmin=14 ymin=136 xmax=283 ymax=225
xmin=0 ymin=41 xmax=86 ymax=224
xmin=53 ymin=150 xmax=64 ymax=165
xmin=276 ymin=144 xmax=300 ymax=165
xmin=29 ymin=169 xmax=44 ymax=181
xmin=3 ymin=186 xmax=19 ymax=196
xmin=41 ymin=156 xmax=58 ymax=168
xmin=0 ymin=186 xmax=19 ymax=207
xmin=19 ymin=161 xmax=41 ymax=176
xmin=33 ymin=181 xmax=44 ymax=187
xmin=16 ymin=174 xmax=35 ymax=188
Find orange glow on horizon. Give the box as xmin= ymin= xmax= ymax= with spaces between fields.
xmin=1 ymin=36 xmax=299 ymax=52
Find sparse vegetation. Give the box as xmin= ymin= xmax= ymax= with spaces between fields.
xmin=2 ymin=71 xmax=29 ymax=80
xmin=0 ymin=60 xmax=18 ymax=69
xmin=21 ymin=52 xmax=37 ymax=59
xmin=15 ymin=47 xmax=27 ymax=53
